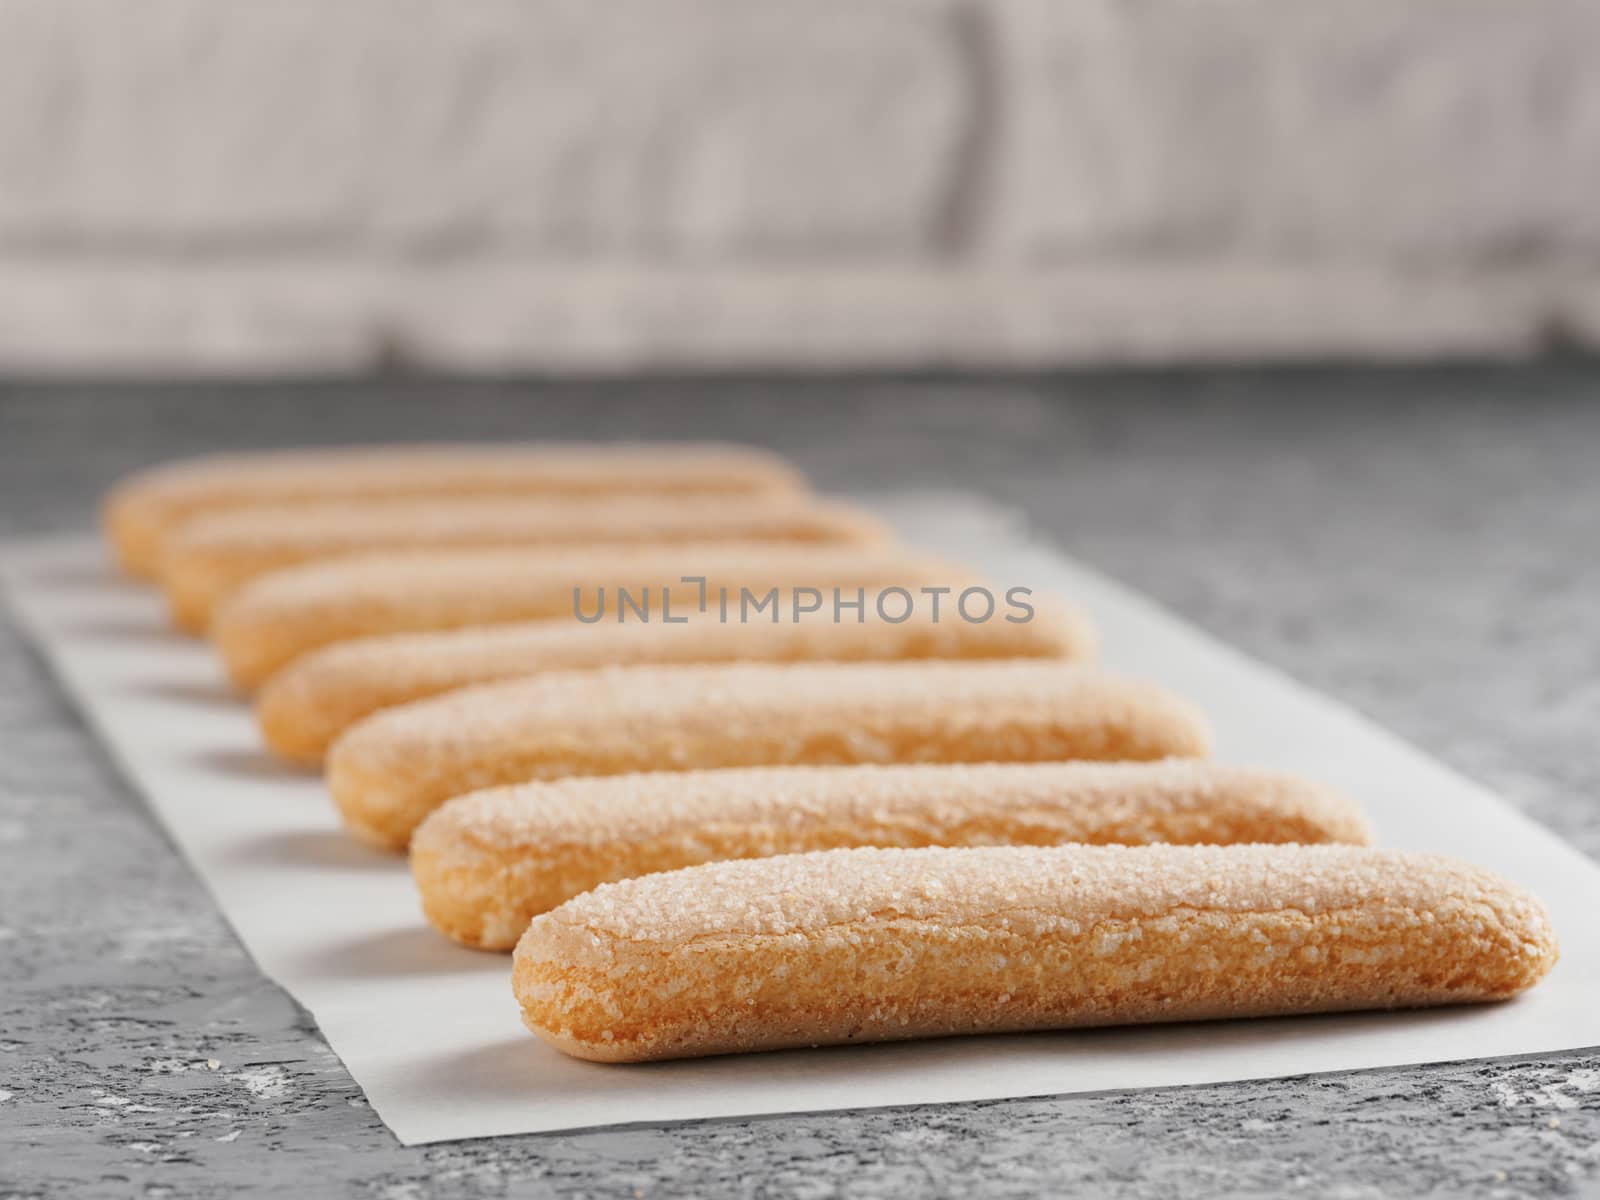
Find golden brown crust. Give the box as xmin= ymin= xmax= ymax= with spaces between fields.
xmin=257 ymin=604 xmax=1097 ymax=765
xmin=161 ymin=496 xmax=890 ymax=633
xmin=328 ymin=660 xmax=1210 ymax=850
xmin=213 ymin=543 xmax=972 ymax=689
xmin=101 ymin=443 xmax=807 ymax=579
xmin=413 ymin=761 xmax=1371 ymax=950
xmin=511 ymin=844 xmax=1560 ymax=1062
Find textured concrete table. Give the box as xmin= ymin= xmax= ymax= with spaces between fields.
xmin=2 ymin=372 xmax=1598 ymax=1197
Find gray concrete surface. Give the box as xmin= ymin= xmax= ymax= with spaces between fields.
xmin=2 ymin=371 xmax=1599 ymax=1197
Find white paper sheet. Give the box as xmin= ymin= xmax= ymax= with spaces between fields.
xmin=3 ymin=492 xmax=1597 ymax=1146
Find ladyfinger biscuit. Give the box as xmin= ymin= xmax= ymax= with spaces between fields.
xmin=103 ymin=442 xmax=805 ymax=578
xmin=328 ymin=660 xmax=1209 ymax=850
xmin=415 ymin=761 xmax=1372 ymax=949
xmin=513 ymin=843 xmax=1560 ymax=1062
xmin=258 ymin=603 xmax=1096 ymax=765
xmin=213 ymin=543 xmax=965 ymax=690
xmin=162 ymin=495 xmax=889 ymax=633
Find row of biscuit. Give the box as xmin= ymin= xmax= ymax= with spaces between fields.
xmin=101 ymin=443 xmax=1558 ymax=1064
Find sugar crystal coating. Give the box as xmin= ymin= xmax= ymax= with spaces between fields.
xmin=258 ymin=602 xmax=1096 ymax=763
xmin=413 ymin=760 xmax=1371 ymax=948
xmin=162 ymin=494 xmax=891 ymax=632
xmin=104 ymin=442 xmax=806 ymax=577
xmin=512 ymin=843 xmax=1560 ymax=1062
xmin=213 ymin=542 xmax=972 ymax=687
xmin=329 ymin=659 xmax=1211 ymax=849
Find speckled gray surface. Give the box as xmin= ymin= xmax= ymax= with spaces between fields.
xmin=2 ymin=372 xmax=1598 ymax=1198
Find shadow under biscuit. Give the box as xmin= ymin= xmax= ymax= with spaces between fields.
xmin=28 ymin=558 xmax=125 ymax=590
xmin=292 ymin=925 xmax=493 ymax=980
xmin=192 ymin=745 xmax=314 ymax=782
xmin=391 ymin=1037 xmax=562 ymax=1108
xmin=224 ymin=828 xmax=397 ymax=872
xmin=133 ymin=677 xmax=242 ymax=708
xmin=59 ymin=614 xmax=183 ymax=644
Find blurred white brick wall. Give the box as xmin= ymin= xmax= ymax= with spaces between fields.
xmin=1 ymin=0 xmax=1597 ymax=372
